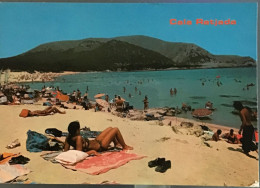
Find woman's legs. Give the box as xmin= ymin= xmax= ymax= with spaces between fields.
xmin=96 ymin=127 xmax=133 ymax=150
xmin=46 ymin=107 xmax=66 ymax=114
xmin=96 ymin=127 xmax=119 ymax=147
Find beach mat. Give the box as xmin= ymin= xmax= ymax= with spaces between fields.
xmin=63 ymin=150 xmax=146 ymax=175
xmin=0 ymin=164 xmax=31 ymax=183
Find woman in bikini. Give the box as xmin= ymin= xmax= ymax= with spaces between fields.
xmin=64 ymin=121 xmax=133 ymax=156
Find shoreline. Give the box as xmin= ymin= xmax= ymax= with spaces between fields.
xmin=0 ymin=66 xmax=255 ymax=85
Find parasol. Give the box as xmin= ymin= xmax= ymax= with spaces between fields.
xmin=192 ymin=108 xmax=212 ymax=118
xmin=95 ymin=99 xmax=109 ymax=107
xmin=94 ymin=93 xmax=105 ymax=98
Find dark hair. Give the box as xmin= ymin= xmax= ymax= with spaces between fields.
xmin=230 ymin=129 xmax=234 ymax=134
xmin=118 ymin=96 xmax=121 ymax=100
xmin=217 ymin=129 xmax=222 ymax=135
xmin=68 ymin=121 xmax=80 ymax=137
xmin=233 ymin=101 xmax=243 ymax=111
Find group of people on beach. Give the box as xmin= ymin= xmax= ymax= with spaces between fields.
xmin=212 ymin=101 xmax=258 ymax=156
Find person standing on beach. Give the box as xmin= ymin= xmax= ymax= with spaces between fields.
xmin=233 ymin=101 xmax=258 ymax=155
xmin=143 ymin=95 xmax=149 ymax=111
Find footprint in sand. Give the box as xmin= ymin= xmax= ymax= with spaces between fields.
xmin=174 ymin=139 xmax=188 ymax=144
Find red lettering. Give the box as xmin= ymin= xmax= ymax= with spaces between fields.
xmin=231 ymin=20 xmax=236 ymax=25
xmin=177 ymin=20 xmax=183 ymax=25
xmin=224 ymin=19 xmax=230 ymax=25
xmin=204 ymin=20 xmax=209 ymax=25
xmin=170 ymin=19 xmax=177 ymax=25
xmin=196 ymin=19 xmax=203 ymax=24
xmin=187 ymin=20 xmax=192 ymax=25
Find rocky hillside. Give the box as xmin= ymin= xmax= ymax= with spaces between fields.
xmin=0 ymin=35 xmax=256 ymax=72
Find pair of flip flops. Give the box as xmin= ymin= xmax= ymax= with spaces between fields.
xmin=148 ymin=157 xmax=171 ymax=173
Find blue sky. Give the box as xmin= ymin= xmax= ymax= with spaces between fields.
xmin=0 ymin=3 xmax=257 ymax=59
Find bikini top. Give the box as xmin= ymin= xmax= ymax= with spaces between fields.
xmin=67 ymin=136 xmax=90 ymax=151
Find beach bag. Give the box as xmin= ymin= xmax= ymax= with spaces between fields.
xmin=26 ymin=130 xmax=49 ymax=152
xmin=19 ymin=109 xmax=29 ymax=118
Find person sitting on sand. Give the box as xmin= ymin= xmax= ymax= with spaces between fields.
xmin=64 ymin=121 xmax=133 ymax=155
xmin=212 ymin=129 xmax=222 ymax=141
xmin=20 ymin=106 xmax=66 ymax=117
xmin=115 ymin=96 xmax=124 ymax=112
xmin=222 ymin=129 xmax=239 ymax=144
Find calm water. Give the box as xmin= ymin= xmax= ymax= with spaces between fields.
xmin=28 ymin=67 xmax=257 ymax=128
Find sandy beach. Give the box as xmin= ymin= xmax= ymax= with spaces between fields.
xmin=0 ymin=71 xmax=78 ymax=84
xmin=0 ymin=103 xmax=258 ymax=186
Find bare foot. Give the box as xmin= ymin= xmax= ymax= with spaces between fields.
xmin=115 ymin=144 xmax=122 ymax=149
xmin=123 ymin=145 xmax=133 ymax=150
xmin=61 ymin=111 xmax=66 ymax=114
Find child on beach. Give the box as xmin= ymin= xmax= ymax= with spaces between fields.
xmin=212 ymin=129 xmax=222 ymax=141
xmin=64 ymin=121 xmax=133 ymax=155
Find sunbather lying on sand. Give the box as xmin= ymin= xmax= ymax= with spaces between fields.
xmin=20 ymin=106 xmax=66 ymax=117
xmin=64 ymin=121 xmax=133 ymax=156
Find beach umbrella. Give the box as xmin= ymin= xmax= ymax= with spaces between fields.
xmin=192 ymin=108 xmax=212 ymax=118
xmin=94 ymin=93 xmax=105 ymax=98
xmin=95 ymin=99 xmax=109 ymax=107
xmin=56 ymin=91 xmax=69 ymax=102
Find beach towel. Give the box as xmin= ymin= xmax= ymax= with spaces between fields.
xmin=63 ymin=150 xmax=146 ymax=175
xmin=0 ymin=163 xmax=30 ymax=183
xmin=62 ymin=130 xmax=101 ymax=139
xmin=40 ymin=151 xmax=62 ymax=163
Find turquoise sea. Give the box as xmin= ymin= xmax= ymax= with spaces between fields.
xmin=28 ymin=67 xmax=257 ymax=128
